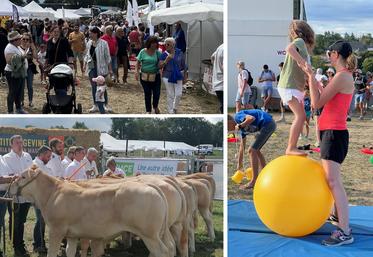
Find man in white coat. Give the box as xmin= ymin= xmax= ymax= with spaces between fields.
xmin=65 ymin=146 xmax=87 ymax=180
xmin=32 ymin=145 xmax=53 ymax=254
xmin=2 ymin=135 xmax=33 ymax=257
xmin=46 ymin=138 xmax=65 ymax=178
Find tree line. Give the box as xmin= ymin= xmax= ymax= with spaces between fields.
xmin=109 ymin=118 xmax=223 ymax=147
xmin=312 ymin=32 xmax=373 ymax=73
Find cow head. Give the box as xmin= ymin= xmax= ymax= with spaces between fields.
xmin=9 ymin=164 xmax=41 ymax=201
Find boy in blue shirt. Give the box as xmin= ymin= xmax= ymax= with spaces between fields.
xmin=228 ymin=109 xmax=276 ymax=189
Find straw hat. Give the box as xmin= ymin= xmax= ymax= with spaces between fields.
xmin=7 ymin=31 xmax=21 ymax=42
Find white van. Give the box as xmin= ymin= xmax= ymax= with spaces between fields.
xmin=197 ymin=144 xmax=214 ymax=155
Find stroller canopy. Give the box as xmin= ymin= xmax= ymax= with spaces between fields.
xmin=50 ymin=64 xmax=73 ymax=75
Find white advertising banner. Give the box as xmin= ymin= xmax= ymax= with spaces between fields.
xmin=114 ymin=158 xmax=179 ymax=176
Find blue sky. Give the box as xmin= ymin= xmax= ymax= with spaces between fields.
xmin=305 ymin=0 xmax=373 ymax=35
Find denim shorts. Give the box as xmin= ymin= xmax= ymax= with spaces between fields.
xmin=261 ymin=84 xmax=273 ymax=97
xmin=355 ymin=93 xmax=365 ymax=104
xmin=236 ymin=91 xmax=251 ymax=105
xmin=251 ymin=119 xmax=276 ymax=150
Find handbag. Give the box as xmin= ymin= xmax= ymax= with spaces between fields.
xmin=141 ymin=72 xmax=156 ymax=82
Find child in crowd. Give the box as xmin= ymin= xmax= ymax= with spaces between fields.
xmin=92 ymin=75 xmax=107 ymax=114
xmin=37 ymin=43 xmax=47 ymax=84
xmin=236 ymin=61 xmax=252 ymax=112
xmin=277 ymin=20 xmax=315 ymax=155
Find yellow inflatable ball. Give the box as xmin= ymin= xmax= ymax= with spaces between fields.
xmin=253 ymin=155 xmax=333 ymax=237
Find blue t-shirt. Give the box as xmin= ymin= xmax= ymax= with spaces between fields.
xmin=304 ymin=97 xmax=311 ymax=112
xmin=235 ymin=110 xmax=273 ymax=138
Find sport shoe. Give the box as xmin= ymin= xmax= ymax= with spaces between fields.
xmin=359 ymin=116 xmax=363 ymax=120
xmin=346 ymin=116 xmax=351 ymax=122
xmin=29 ymin=102 xmax=34 ymax=108
xmin=16 ymin=109 xmax=28 ymax=114
xmin=261 ymin=107 xmax=265 ymax=111
xmin=14 ymin=246 xmax=30 ymax=257
xmin=89 ymin=105 xmax=98 ymax=113
xmin=276 ymin=115 xmax=286 ymax=123
xmin=322 ymin=228 xmax=354 ymax=246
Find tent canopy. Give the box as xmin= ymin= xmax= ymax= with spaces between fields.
xmin=0 ymin=0 xmax=28 ymax=16
xmin=23 ymin=1 xmax=55 ymax=20
xmin=100 ymin=133 xmax=197 ymax=153
xmin=148 ymin=3 xmax=223 ymax=25
xmin=55 ymin=9 xmax=82 ymax=20
xmin=100 ymin=9 xmax=119 ymax=15
xmin=74 ymin=8 xmax=91 ymax=17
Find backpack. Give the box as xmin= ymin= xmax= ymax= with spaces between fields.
xmin=244 ymin=69 xmax=254 ymax=86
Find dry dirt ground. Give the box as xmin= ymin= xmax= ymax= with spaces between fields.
xmin=0 ymin=70 xmax=220 ymax=114
xmin=228 ymin=111 xmax=373 ymax=206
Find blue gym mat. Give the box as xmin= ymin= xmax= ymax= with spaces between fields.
xmin=228 ymin=200 xmax=373 ymax=257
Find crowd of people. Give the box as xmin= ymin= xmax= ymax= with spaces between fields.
xmin=0 ymin=135 xmax=123 ymax=256
xmin=0 ymin=16 xmax=202 ymax=114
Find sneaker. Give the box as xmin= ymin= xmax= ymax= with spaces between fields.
xmin=261 ymin=107 xmax=265 ymax=111
xmin=29 ymin=102 xmax=34 ymax=108
xmin=104 ymin=105 xmax=113 ymax=113
xmin=173 ymin=109 xmax=177 ymax=114
xmin=327 ymin=214 xmax=339 ymax=225
xmin=322 ymin=228 xmax=354 ymax=246
xmin=154 ymin=108 xmax=160 ymax=114
xmin=33 ymin=246 xmax=48 ymax=254
xmin=16 ymin=109 xmax=28 ymax=114
xmin=346 ymin=116 xmax=351 ymax=122
xmin=359 ymin=116 xmax=363 ymax=120
xmin=314 ymin=142 xmax=320 ymax=148
xmin=89 ymin=105 xmax=98 ymax=113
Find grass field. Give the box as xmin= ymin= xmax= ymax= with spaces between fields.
xmin=2 ymin=200 xmax=223 ymax=257
xmin=228 ymin=111 xmax=373 ymax=205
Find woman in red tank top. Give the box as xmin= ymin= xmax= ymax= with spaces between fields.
xmin=301 ymin=40 xmax=356 ymax=246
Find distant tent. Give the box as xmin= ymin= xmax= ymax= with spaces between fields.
xmin=23 ymin=1 xmax=56 ymax=20
xmin=0 ymin=0 xmax=28 ymax=16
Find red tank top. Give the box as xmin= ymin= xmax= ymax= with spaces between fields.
xmin=318 ymin=93 xmax=352 ymax=130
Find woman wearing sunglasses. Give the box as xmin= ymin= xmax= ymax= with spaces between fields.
xmin=19 ymin=33 xmax=37 ymax=108
xmin=300 ymin=40 xmax=356 ymax=246
xmin=160 ymin=37 xmax=186 ymax=114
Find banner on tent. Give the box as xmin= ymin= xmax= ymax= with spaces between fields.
xmin=114 ymin=158 xmax=179 ymax=176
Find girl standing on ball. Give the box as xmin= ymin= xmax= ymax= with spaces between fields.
xmin=300 ymin=40 xmax=356 ymax=246
xmin=277 ymin=20 xmax=315 ymax=156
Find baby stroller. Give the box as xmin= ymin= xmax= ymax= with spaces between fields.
xmin=42 ymin=64 xmax=82 ymax=114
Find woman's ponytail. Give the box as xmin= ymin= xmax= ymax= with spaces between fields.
xmin=346 ymin=53 xmax=357 ymax=72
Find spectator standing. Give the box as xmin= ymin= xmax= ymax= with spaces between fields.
xmin=211 ymin=44 xmax=224 ymax=114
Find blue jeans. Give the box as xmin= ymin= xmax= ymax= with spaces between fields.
xmin=140 ymin=73 xmax=161 ymax=112
xmin=25 ymin=67 xmax=34 ymax=103
xmin=97 ymin=102 xmax=105 ymax=114
xmin=33 ymin=207 xmax=46 ymax=249
xmin=88 ymin=68 xmax=108 ymax=105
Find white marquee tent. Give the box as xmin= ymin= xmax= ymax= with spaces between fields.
xmin=23 ymin=1 xmax=55 ymax=20
xmin=100 ymin=133 xmax=197 ymax=154
xmin=74 ymin=8 xmax=91 ymax=17
xmin=55 ymin=9 xmax=82 ymax=20
xmin=0 ymin=0 xmax=28 ymax=16
xmin=146 ymin=0 xmax=223 ymax=81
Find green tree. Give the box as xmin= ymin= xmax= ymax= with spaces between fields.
xmin=72 ymin=121 xmax=88 ymax=130
xmin=362 ymin=57 xmax=373 ymax=73
xmin=51 ymin=125 xmax=66 ymax=129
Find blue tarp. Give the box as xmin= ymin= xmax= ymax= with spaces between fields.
xmin=228 ymin=200 xmax=373 ymax=257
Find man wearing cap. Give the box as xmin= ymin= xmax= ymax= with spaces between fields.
xmin=101 ymin=25 xmax=118 ymax=83
xmin=32 ymin=146 xmax=53 ymax=254
xmin=2 ymin=135 xmax=33 ymax=256
xmin=4 ymin=31 xmax=28 ymax=114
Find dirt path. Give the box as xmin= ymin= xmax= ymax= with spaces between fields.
xmin=0 ymin=71 xmax=220 ymax=114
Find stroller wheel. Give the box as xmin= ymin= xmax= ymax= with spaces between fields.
xmin=42 ymin=103 xmax=51 ymax=114
xmin=75 ymin=103 xmax=83 ymax=114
